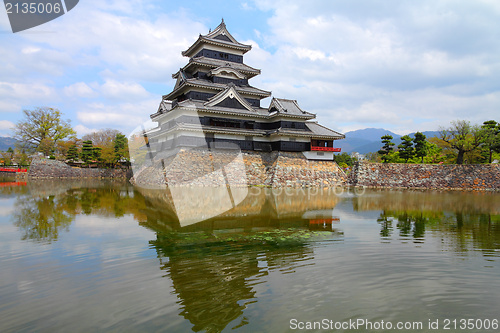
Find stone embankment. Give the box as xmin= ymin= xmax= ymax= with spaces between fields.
xmin=131 ymin=149 xmax=347 ymax=188
xmin=26 ymin=153 xmax=500 ymax=190
xmin=350 ymin=162 xmax=500 ymax=191
xmin=28 ymin=157 xmax=131 ymax=179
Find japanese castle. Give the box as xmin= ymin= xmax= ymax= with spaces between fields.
xmin=148 ymin=20 xmax=344 ymax=160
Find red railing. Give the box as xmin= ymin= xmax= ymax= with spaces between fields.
xmin=309 ymin=218 xmax=340 ymax=224
xmin=311 ymin=146 xmax=341 ymax=152
xmin=0 ymin=167 xmax=28 ymax=173
xmin=0 ymin=181 xmax=27 ymax=187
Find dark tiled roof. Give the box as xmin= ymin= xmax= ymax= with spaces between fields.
xmin=176 ymin=100 xmax=270 ymax=117
xmin=157 ymin=99 xmax=319 ymax=121
xmin=186 ymin=57 xmax=261 ymax=77
xmin=163 ymin=78 xmax=271 ymax=100
xmin=182 ymin=20 xmax=252 ymax=57
xmin=304 ymin=122 xmax=345 ymax=139
xmin=269 ymin=98 xmax=315 ymax=118
xmin=182 ymin=37 xmax=251 ymax=58
xmin=204 ymin=20 xmax=249 ymax=47
xmin=274 ymin=125 xmax=343 ymax=139
xmin=190 ymin=78 xmax=271 ymax=96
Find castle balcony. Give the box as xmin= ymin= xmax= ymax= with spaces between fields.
xmin=310 ymin=146 xmax=341 ymax=152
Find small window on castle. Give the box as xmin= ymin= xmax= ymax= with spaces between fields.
xmin=290 ymin=138 xmax=296 ymax=142
xmin=317 ymin=152 xmax=324 ymax=156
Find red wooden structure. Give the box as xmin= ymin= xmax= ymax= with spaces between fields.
xmin=0 ymin=167 xmax=28 ymax=173
xmin=310 ymin=146 xmax=341 ymax=152
xmin=0 ymin=181 xmax=27 ymax=187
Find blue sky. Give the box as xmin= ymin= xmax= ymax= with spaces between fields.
xmin=1 ymin=0 xmax=499 ymax=137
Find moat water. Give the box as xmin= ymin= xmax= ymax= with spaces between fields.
xmin=1 ymin=177 xmax=499 ymax=332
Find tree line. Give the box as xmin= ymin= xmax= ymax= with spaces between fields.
xmin=373 ymin=120 xmax=500 ymax=164
xmin=1 ymin=107 xmax=130 ymax=168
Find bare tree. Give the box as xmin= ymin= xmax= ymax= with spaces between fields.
xmin=82 ymin=128 xmax=120 ymax=147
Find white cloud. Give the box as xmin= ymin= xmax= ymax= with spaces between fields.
xmin=0 ymin=120 xmax=15 ymax=136
xmin=15 ymin=1 xmax=207 ymax=83
xmin=64 ymin=82 xmax=96 ymax=98
xmin=292 ymin=47 xmax=327 ymax=61
xmin=21 ymin=47 xmax=41 ymax=54
xmin=0 ymin=120 xmax=15 ymax=130
xmin=246 ymin=0 xmax=500 ymax=133
xmin=1 ymin=0 xmax=499 ymax=136
xmin=0 ymin=82 xmax=55 ymax=101
xmin=64 ymin=80 xmax=151 ymax=103
xmin=101 ymin=80 xmax=150 ymax=100
xmin=76 ymin=98 xmax=159 ymax=131
xmin=0 ymin=0 xmax=207 ymax=134
xmin=0 ymin=82 xmax=58 ymax=113
xmin=73 ymin=124 xmax=98 ymax=137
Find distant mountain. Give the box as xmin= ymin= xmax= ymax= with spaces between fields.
xmin=0 ymin=137 xmax=19 ymax=151
xmin=345 ymin=128 xmax=401 ymax=142
xmin=336 ymin=128 xmax=400 ymax=154
xmin=337 ymin=128 xmax=440 ymax=154
xmin=408 ymin=131 xmax=441 ymax=139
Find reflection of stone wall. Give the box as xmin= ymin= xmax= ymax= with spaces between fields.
xmin=354 ymin=189 xmax=500 ymax=215
xmin=27 ymin=179 xmax=129 ymax=198
xmin=352 ymin=162 xmax=500 ymax=191
xmin=28 ymin=157 xmax=131 ymax=179
xmin=137 ymin=186 xmax=342 ymax=230
xmin=132 ymin=149 xmax=347 ymax=188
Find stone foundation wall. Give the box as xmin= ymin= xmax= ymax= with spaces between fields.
xmin=351 ymin=162 xmax=500 ymax=191
xmin=28 ymin=157 xmax=131 ymax=179
xmin=269 ymin=151 xmax=347 ymax=187
xmin=131 ymin=149 xmax=347 ymax=188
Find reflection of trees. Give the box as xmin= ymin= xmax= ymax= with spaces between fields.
xmin=377 ymin=215 xmax=393 ymax=238
xmin=80 ymin=190 xmax=101 ymax=215
xmin=10 ymin=182 xmax=148 ymax=242
xmin=13 ymin=195 xmax=74 ymax=242
xmin=439 ymin=213 xmax=500 ymax=255
xmin=356 ymin=189 xmax=500 ymax=256
xmin=377 ymin=211 xmax=428 ymax=240
xmin=377 ymin=209 xmax=500 ymax=255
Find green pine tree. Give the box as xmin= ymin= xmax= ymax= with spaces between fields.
xmin=378 ymin=135 xmax=395 ymax=163
xmin=66 ymin=144 xmax=79 ymax=162
xmin=93 ymin=146 xmax=102 ymax=166
xmin=113 ymin=134 xmax=129 ymax=165
xmin=398 ymin=135 xmax=415 ymax=162
xmin=413 ymin=132 xmax=427 ymax=163
xmin=81 ymin=140 xmax=94 ymax=165
xmin=481 ymin=120 xmax=500 ymax=163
